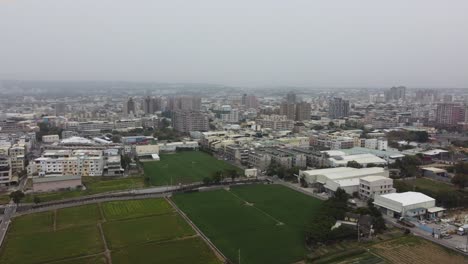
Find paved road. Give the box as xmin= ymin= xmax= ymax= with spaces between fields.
xmin=383 ymin=215 xmax=468 ymax=256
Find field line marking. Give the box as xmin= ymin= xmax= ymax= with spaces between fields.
xmin=165 ymin=197 xmax=229 ymax=263
xmin=226 ymin=190 xmax=284 ymax=226
xmin=53 ymin=209 xmax=57 ymax=231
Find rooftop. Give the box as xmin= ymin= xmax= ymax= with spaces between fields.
xmin=378 ymin=191 xmax=434 ymax=206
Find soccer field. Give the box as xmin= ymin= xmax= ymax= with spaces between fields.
xmin=173 ymin=184 xmax=323 ymax=264
xmin=143 ymin=151 xmax=242 ymax=186
xmin=0 ymin=199 xmax=220 ymax=264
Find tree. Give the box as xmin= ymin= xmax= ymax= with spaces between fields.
xmin=225 ymin=169 xmax=239 ymax=182
xmin=121 ymin=155 xmax=132 ymax=170
xmin=451 ymin=173 xmax=468 ymax=189
xmin=144 ymin=176 xmax=151 ymax=186
xmin=33 ymin=196 xmax=41 ymax=204
xmin=9 ymin=190 xmax=25 ymax=204
xmin=347 ymin=160 xmax=363 ymax=168
xmin=202 ymin=177 xmax=213 ymax=185
xmin=212 ymin=171 xmax=223 ymax=184
xmin=328 ymin=121 xmax=335 ymax=128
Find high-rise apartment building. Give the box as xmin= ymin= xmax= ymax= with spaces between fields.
xmin=384 ymin=86 xmax=406 ymax=102
xmin=295 ymin=102 xmax=311 ymax=121
xmin=280 ymin=102 xmax=296 ymax=120
xmin=125 ymin=97 xmax=136 ymax=116
xmin=242 ymin=94 xmax=259 ymax=109
xmin=436 ymin=103 xmax=465 ymax=126
xmin=172 ymin=110 xmax=209 ymax=133
xmin=286 ymin=92 xmax=297 ymax=103
xmin=168 ymin=96 xmax=201 ymax=111
xmin=328 ymin=97 xmax=349 ymax=119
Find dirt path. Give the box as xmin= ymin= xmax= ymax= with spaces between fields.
xmin=98 ymin=202 xmax=106 ymax=223
xmin=97 ymin=223 xmax=112 ymax=264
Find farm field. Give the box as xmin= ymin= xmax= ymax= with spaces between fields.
xmin=0 ymin=198 xmax=220 ymax=264
xmin=173 ymin=184 xmax=323 ymax=264
xmin=369 ymin=235 xmax=468 ymax=264
xmin=143 ymin=151 xmax=241 ymax=186
xmin=23 ymin=176 xmax=147 ymax=203
xmin=399 ymin=177 xmax=455 ymax=192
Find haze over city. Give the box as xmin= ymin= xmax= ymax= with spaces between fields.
xmin=1 ymin=2 xmax=468 ymax=264
xmin=1 ymin=0 xmax=468 ymax=87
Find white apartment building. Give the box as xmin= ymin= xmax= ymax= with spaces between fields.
xmin=30 ymin=149 xmax=104 ymax=177
xmin=359 ymin=176 xmax=395 ymax=199
xmin=363 ymin=138 xmax=388 ymax=151
xmin=221 ymin=110 xmax=239 ymax=123
xmin=42 ymin=134 xmax=60 ymax=143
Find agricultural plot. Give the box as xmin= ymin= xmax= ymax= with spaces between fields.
xmin=371 ymin=235 xmax=468 ymax=264
xmin=102 ymin=198 xmax=173 ymax=221
xmin=112 ymin=237 xmax=219 ymax=264
xmin=103 ymin=213 xmax=194 ymax=249
xmin=173 ymin=184 xmax=323 ymax=264
xmin=143 ymin=151 xmax=241 ymax=186
xmin=0 ymin=198 xmax=220 ymax=264
xmin=56 ymin=204 xmax=102 ymax=229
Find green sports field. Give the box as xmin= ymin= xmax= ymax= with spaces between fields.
xmin=0 ymin=199 xmax=220 ymax=264
xmin=143 ymin=151 xmax=242 ymax=186
xmin=173 ymin=184 xmax=323 ymax=264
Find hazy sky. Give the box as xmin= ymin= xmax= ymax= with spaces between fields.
xmin=1 ymin=0 xmax=467 ymax=87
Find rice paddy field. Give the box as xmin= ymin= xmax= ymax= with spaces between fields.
xmin=143 ymin=151 xmax=242 ymax=186
xmin=0 ymin=198 xmax=220 ymax=264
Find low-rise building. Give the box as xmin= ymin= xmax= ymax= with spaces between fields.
xmin=359 ymin=176 xmax=395 ymax=199
xmin=373 ymin=192 xmax=440 ymax=219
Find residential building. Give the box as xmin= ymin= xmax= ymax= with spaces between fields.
xmin=9 ymin=144 xmax=25 ymax=173
xmin=172 ymin=110 xmax=209 ymax=133
xmin=0 ymin=155 xmax=12 ymax=186
xmin=256 ymin=115 xmax=294 ymax=130
xmin=328 ymin=97 xmax=349 ymax=119
xmin=384 ymin=86 xmax=406 ymax=102
xmin=435 ymin=103 xmax=465 ymax=126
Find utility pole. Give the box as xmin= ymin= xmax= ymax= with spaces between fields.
xmin=238 ymin=248 xmax=241 ymax=264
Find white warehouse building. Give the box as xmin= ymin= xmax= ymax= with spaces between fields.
xmin=299 ymin=167 xmax=389 ymax=195
xmin=373 ymin=192 xmax=444 ymax=219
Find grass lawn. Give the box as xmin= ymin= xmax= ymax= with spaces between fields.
xmin=0 ymin=195 xmax=10 ymax=205
xmin=23 ymin=176 xmax=147 ymax=203
xmin=173 ymin=184 xmax=323 ymax=264
xmin=112 ymin=237 xmax=221 ymax=264
xmin=143 ymin=151 xmax=241 ymax=186
xmin=0 ymin=225 xmax=104 ymax=264
xmin=56 ymin=204 xmax=102 ymax=230
xmin=103 ymin=213 xmax=195 ymax=249
xmin=102 ymin=198 xmax=173 ymax=221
